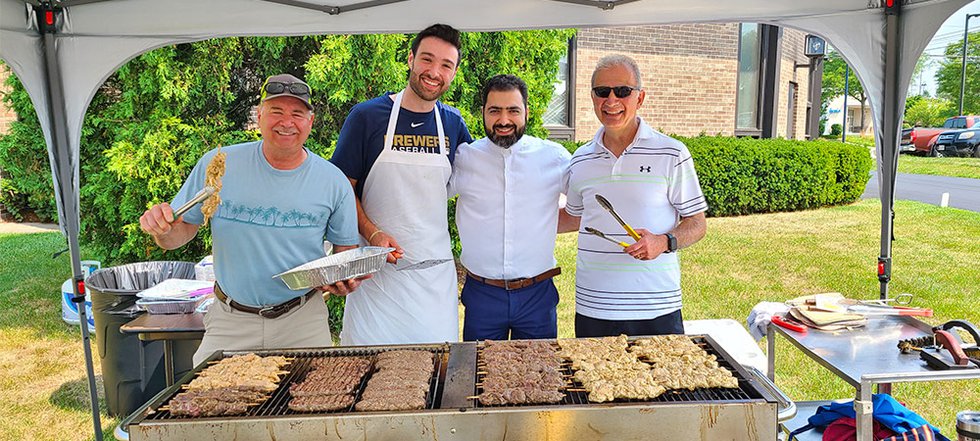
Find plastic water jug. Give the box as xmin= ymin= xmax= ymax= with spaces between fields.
xmin=60 ymin=260 xmax=100 ymax=332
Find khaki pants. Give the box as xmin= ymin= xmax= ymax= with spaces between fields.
xmin=193 ymin=292 xmax=333 ymax=365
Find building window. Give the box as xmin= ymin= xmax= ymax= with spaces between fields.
xmin=736 ymin=23 xmax=761 ymax=135
xmin=736 ymin=23 xmax=782 ymax=138
xmin=544 ymin=38 xmax=575 ymax=141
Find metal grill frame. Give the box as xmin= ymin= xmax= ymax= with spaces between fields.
xmin=128 ymin=337 xmax=783 ymax=441
xmin=134 ymin=343 xmax=450 ymax=422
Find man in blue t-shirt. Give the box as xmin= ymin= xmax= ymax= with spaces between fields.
xmin=140 ymin=74 xmax=366 ymax=364
xmin=330 ymin=24 xmax=472 ymax=345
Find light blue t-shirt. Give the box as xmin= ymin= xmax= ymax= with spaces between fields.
xmin=172 ymin=140 xmax=358 ymax=307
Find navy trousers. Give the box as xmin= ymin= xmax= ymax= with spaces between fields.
xmin=461 ymin=275 xmax=559 ymax=341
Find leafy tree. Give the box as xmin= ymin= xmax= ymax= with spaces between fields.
xmin=935 ymin=31 xmax=980 ymax=115
xmin=822 ymin=49 xmax=869 ymax=133
xmin=0 ymin=74 xmax=57 ymax=221
xmin=0 ymin=30 xmax=573 ymax=264
xmin=904 ymin=96 xmax=954 ymax=128
xmin=907 ymin=53 xmax=932 ymax=98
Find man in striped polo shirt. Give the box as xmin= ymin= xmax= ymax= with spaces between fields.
xmin=559 ymin=54 xmax=708 ymax=337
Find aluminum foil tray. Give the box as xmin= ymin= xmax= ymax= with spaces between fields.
xmin=273 ymin=246 xmax=394 ymax=290
xmin=136 ymin=297 xmax=204 ymax=314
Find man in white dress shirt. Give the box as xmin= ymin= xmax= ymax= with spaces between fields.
xmin=449 ymin=74 xmax=572 ymax=340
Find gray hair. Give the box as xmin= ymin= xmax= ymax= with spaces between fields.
xmin=591 ymin=54 xmax=643 ymax=90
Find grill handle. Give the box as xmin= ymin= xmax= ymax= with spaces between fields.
xmin=744 ymin=365 xmax=797 ymax=423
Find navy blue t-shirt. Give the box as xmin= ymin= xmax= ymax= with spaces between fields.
xmin=331 ymin=93 xmax=473 ymax=197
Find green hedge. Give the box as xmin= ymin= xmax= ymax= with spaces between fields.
xmin=678 ymin=136 xmax=873 ymax=217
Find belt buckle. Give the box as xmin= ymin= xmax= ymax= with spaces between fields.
xmin=258 ymin=304 xmax=285 ymax=318
xmin=504 ymin=278 xmax=527 ymax=291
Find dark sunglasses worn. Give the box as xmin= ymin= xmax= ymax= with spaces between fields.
xmin=264 ymin=81 xmax=310 ymax=96
xmin=592 ymin=85 xmax=639 ymax=98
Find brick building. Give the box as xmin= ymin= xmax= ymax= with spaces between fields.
xmin=544 ymin=24 xmax=823 ymax=142
xmin=0 ymin=64 xmax=15 ymax=135
xmin=0 ymin=65 xmax=13 ymax=219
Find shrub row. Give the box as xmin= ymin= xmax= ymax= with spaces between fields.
xmin=679 ymin=136 xmax=873 ymax=217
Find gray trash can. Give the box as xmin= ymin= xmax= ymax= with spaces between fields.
xmin=86 ymin=261 xmax=197 ymax=417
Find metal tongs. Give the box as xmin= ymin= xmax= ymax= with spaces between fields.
xmin=857 ymin=293 xmax=913 ymax=307
xmin=595 ymin=194 xmax=641 ymax=241
xmin=171 ymin=186 xmax=217 ymax=222
xmin=584 ymin=227 xmax=629 ymax=248
xmin=848 ymin=293 xmax=932 ymax=317
xmin=395 ymin=259 xmax=453 ymax=272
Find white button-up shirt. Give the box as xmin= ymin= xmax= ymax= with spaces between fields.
xmin=449 ymin=135 xmax=571 ymax=280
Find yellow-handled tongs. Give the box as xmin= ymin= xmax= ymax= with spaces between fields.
xmin=595 ymin=194 xmax=641 ymax=241
xmin=584 ymin=227 xmax=630 ymax=248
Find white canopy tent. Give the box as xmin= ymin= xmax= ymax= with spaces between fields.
xmin=0 ymin=0 xmax=973 ymax=439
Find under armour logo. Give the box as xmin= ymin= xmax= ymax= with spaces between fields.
xmin=639 ymin=165 xmax=651 ymax=173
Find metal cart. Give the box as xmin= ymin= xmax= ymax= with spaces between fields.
xmin=767 ymin=315 xmax=980 ymax=440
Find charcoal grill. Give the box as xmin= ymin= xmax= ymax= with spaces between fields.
xmin=129 ymin=336 xmax=790 ymax=441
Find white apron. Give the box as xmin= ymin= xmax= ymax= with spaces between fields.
xmin=341 ymin=91 xmax=459 ymax=345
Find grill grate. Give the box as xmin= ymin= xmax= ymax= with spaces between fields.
xmin=145 ymin=345 xmax=449 ymax=420
xmin=472 ymin=336 xmax=758 ymax=408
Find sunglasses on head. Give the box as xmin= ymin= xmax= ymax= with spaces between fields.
xmin=592 ymin=86 xmax=639 ymax=98
xmin=263 ymin=81 xmax=310 ymax=96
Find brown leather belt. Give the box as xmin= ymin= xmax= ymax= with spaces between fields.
xmin=466 ymin=267 xmax=561 ymax=291
xmin=214 ymin=283 xmax=317 ymax=319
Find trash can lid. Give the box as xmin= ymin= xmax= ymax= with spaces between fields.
xmin=959 ymin=410 xmax=980 ymax=433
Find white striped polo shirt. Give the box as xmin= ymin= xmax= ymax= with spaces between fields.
xmin=563 ymin=118 xmax=707 ymax=321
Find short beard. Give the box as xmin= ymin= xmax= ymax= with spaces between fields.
xmin=408 ymin=70 xmax=446 ymax=102
xmin=486 ymin=123 xmax=525 ymax=149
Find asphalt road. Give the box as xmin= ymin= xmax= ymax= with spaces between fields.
xmin=862 ymin=172 xmax=980 ymax=212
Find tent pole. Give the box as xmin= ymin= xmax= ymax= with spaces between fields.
xmin=880 ymin=3 xmax=903 ymax=300
xmin=36 ymin=4 xmax=104 ymax=440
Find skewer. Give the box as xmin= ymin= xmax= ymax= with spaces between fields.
xmin=466 ymin=395 xmax=480 ymax=400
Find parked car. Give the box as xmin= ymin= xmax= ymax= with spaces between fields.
xmin=900 ymin=115 xmax=980 ymax=156
xmin=931 ymin=121 xmax=980 ymax=158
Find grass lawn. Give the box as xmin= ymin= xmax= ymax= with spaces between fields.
xmin=898 ymin=155 xmax=980 ymax=180
xmin=828 ymin=134 xmax=980 ymax=179
xmin=2 ymin=198 xmax=978 ymax=440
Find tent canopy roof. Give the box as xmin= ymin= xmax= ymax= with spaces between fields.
xmin=1 ymin=2 xmax=974 ymax=438
xmin=0 ymin=0 xmax=973 ymax=266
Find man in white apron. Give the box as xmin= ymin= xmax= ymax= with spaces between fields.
xmin=331 ymin=24 xmax=473 ymax=345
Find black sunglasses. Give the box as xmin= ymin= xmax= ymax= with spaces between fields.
xmin=592 ymin=86 xmax=639 ymax=98
xmin=263 ymin=81 xmax=310 ymax=96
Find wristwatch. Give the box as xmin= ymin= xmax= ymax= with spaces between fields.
xmin=664 ymin=233 xmax=678 ymax=253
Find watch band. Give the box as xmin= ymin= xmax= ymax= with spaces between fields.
xmin=664 ymin=233 xmax=678 ymax=253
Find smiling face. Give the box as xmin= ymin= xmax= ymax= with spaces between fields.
xmin=407 ymin=36 xmax=459 ymax=102
xmin=483 ymin=88 xmax=527 ymax=148
xmin=257 ymin=96 xmax=314 ymax=154
xmin=591 ymin=63 xmax=645 ymax=137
